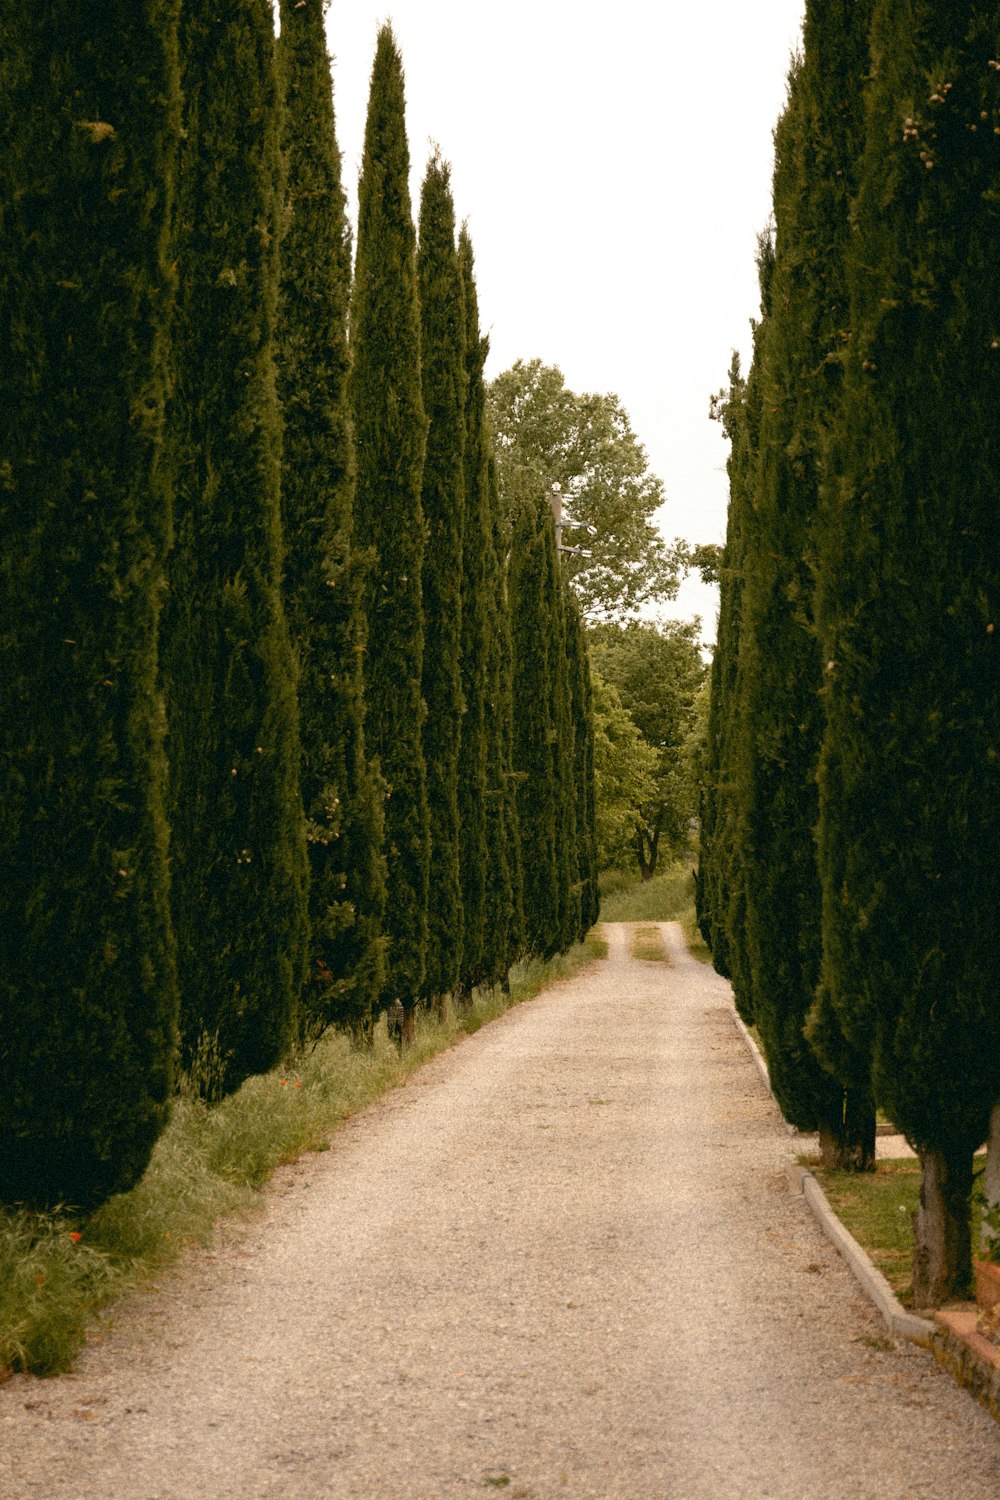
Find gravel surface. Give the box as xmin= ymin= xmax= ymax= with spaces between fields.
xmin=4 ymin=922 xmax=1000 ymax=1499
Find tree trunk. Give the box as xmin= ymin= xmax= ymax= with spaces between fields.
xmin=911 ymin=1144 xmax=973 ymax=1309
xmin=981 ymin=1100 xmax=1000 ymax=1254
xmin=838 ymin=1088 xmax=876 ymax=1172
xmin=816 ymin=1090 xmax=876 ymax=1172
xmin=402 ymin=1002 xmax=416 ymax=1050
xmin=636 ymin=813 xmax=662 ymax=883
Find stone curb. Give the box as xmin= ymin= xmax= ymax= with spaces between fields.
xmin=789 ymin=1162 xmax=936 ymax=1344
xmin=728 ymin=1003 xmax=936 ymax=1346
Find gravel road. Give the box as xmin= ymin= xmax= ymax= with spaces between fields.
xmin=4 ymin=922 xmax=1000 ymax=1499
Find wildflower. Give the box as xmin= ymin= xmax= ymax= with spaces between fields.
xmin=69 ymin=1231 xmax=82 ymax=1243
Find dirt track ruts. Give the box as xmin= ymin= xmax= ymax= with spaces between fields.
xmin=3 ymin=922 xmax=1000 ymax=1499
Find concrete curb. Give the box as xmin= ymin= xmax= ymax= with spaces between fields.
xmin=729 ymin=1004 xmax=936 ymax=1346
xmin=789 ymin=1162 xmax=936 ymax=1344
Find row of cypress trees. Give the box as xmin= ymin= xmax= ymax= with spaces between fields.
xmin=699 ymin=0 xmax=1000 ymax=1306
xmin=0 ymin=3 xmax=598 ymax=1211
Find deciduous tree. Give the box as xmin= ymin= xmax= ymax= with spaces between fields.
xmin=488 ymin=360 xmax=681 ymax=621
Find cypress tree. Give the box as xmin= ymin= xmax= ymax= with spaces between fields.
xmin=510 ymin=495 xmax=562 ymax=958
xmin=456 ymin=226 xmax=493 ymax=996
xmin=417 ymin=155 xmax=466 ymax=1005
xmin=553 ymin=577 xmax=582 ymax=952
xmin=275 ymin=0 xmax=386 ymax=1037
xmin=696 ymin=355 xmax=747 ymax=982
xmin=0 ymin=3 xmax=180 ymax=1207
xmin=482 ymin=451 xmax=524 ymax=986
xmin=814 ymin=0 xmax=1000 ymax=1303
xmin=738 ymin=4 xmax=876 ymax=1169
xmin=700 ymin=251 xmax=773 ymax=1028
xmin=567 ymin=594 xmax=601 ymax=937
xmin=163 ymin=0 xmax=309 ymax=1092
xmin=349 ymin=27 xmax=430 ymax=1038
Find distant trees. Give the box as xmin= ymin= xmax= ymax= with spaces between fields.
xmin=702 ymin=0 xmax=1000 ymax=1304
xmin=488 ymin=360 xmax=682 ymax=621
xmin=591 ymin=677 xmax=659 ymax=871
xmin=590 ymin=621 xmax=706 ymax=882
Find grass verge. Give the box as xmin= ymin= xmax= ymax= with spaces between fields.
xmin=809 ymin=1157 xmax=990 ymax=1309
xmin=629 ymin=925 xmax=669 ymax=962
xmin=0 ymin=934 xmax=605 ymax=1380
xmin=809 ymin=1159 xmax=921 ymax=1303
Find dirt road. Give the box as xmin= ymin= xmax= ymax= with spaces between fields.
xmin=3 ymin=923 xmax=1000 ymax=1498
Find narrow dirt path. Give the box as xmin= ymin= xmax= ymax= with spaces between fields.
xmin=4 ymin=925 xmax=1000 ymax=1499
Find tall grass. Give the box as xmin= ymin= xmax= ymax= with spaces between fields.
xmin=0 ymin=935 xmax=605 ymax=1379
xmin=598 ymin=860 xmax=712 ymax=964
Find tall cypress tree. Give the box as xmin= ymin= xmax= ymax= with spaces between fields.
xmin=814 ymin=0 xmax=1000 ymax=1303
xmin=739 ymin=3 xmax=876 ymax=1170
xmin=0 ymin=3 xmax=180 ymax=1207
xmin=418 ymin=155 xmax=466 ymax=1005
xmin=349 ymin=27 xmax=429 ymax=1038
xmin=510 ymin=495 xmax=561 ymax=958
xmin=276 ymin=0 xmax=386 ymax=1037
xmin=566 ymin=592 xmax=600 ymax=938
xmin=553 ymin=576 xmax=582 ymax=953
xmin=697 ymin=355 xmax=747 ymax=981
xmin=163 ymin=0 xmax=309 ymax=1092
xmin=456 ymin=226 xmax=493 ymax=996
xmin=700 ymin=273 xmax=772 ymax=1029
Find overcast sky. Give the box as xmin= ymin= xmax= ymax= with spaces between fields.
xmin=321 ymin=1 xmax=807 ymax=643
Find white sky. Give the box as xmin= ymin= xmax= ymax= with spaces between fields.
xmin=322 ymin=0 xmax=806 ymax=645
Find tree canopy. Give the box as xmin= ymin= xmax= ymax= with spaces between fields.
xmin=589 ymin=619 xmax=705 ymax=878
xmin=487 ymin=359 xmax=682 ymax=622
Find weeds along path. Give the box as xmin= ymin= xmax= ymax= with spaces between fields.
xmin=4 ymin=924 xmax=1000 ymax=1499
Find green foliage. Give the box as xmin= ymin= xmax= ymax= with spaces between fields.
xmin=276 ymin=0 xmax=387 ymax=1037
xmin=552 ymin=580 xmax=582 ymax=951
xmin=698 ymin=337 xmax=759 ymax=1019
xmin=0 ymin=3 xmax=181 ymax=1208
xmin=568 ymin=598 xmax=601 ymax=935
xmin=163 ymin=0 xmax=309 ymax=1093
xmin=734 ymin=31 xmax=872 ymax=1143
xmin=510 ymin=495 xmax=561 ymax=957
xmin=349 ymin=26 xmax=430 ymax=1009
xmin=591 ymin=673 xmax=659 ymax=869
xmin=813 ymin=0 xmax=1000 ymax=1171
xmin=589 ymin=618 xmax=705 ymax=881
xmin=418 ymin=155 xmax=466 ymax=1000
xmin=482 ymin=449 xmax=524 ymax=983
xmin=456 ymin=228 xmax=498 ymax=992
xmin=487 ymin=359 xmax=681 ymax=621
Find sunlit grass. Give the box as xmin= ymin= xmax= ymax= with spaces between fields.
xmin=599 ymin=860 xmax=712 ymax=965
xmin=629 ymin=924 xmax=669 ymax=962
xmin=598 ymin=860 xmax=697 ymax=923
xmin=0 ymin=933 xmax=605 ymax=1378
